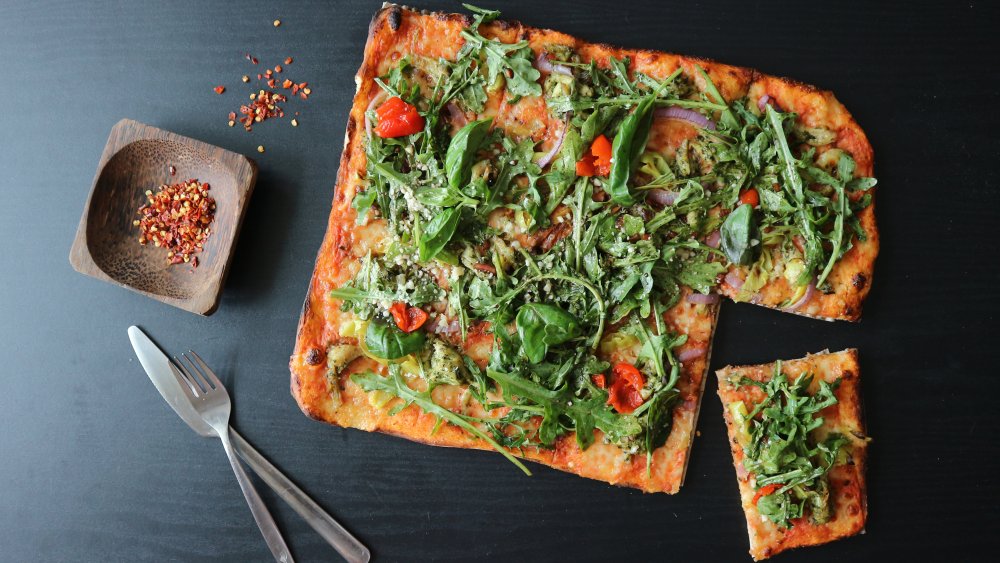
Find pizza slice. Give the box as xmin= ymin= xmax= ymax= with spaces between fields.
xmin=290 ymin=3 xmax=877 ymax=493
xmin=715 ymin=349 xmax=869 ymax=560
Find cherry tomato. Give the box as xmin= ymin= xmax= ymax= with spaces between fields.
xmin=576 ymin=154 xmax=596 ymax=177
xmin=388 ymin=302 xmax=429 ymax=333
xmin=752 ymin=483 xmax=783 ymax=505
xmin=590 ymin=134 xmax=613 ymax=176
xmin=606 ymin=363 xmax=646 ymax=413
xmin=739 ymin=188 xmax=760 ymax=208
xmin=374 ymin=96 xmax=425 ymax=138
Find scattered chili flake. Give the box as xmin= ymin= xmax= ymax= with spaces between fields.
xmin=282 ymin=78 xmax=293 ymax=89
xmin=284 ymin=57 xmax=293 ymax=64
xmin=236 ymin=88 xmax=287 ymax=131
xmin=228 ymin=121 xmax=235 ymax=127
xmin=228 ymin=111 xmax=237 ymax=121
xmin=257 ymin=73 xmax=262 ymax=80
xmin=135 ymin=179 xmax=215 ymax=267
xmin=273 ymin=19 xmax=281 ymax=27
xmin=267 ymin=78 xmax=276 ymax=88
xmin=274 ymin=65 xmax=282 ymax=73
xmin=257 ymin=145 xmax=265 ymax=153
xmin=245 ymin=53 xmax=259 ymax=65
xmin=213 ymin=85 xmax=225 ymax=94
xmin=291 ymin=119 xmax=298 ymax=127
xmin=241 ymin=75 xmax=250 ymax=83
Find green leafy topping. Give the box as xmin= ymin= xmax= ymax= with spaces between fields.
xmin=736 ymin=363 xmax=849 ymax=528
xmin=364 ymin=320 xmax=427 ymax=360
xmin=515 ymin=303 xmax=582 ymax=363
xmin=334 ymin=7 xmax=875 ymax=474
xmin=353 ymin=365 xmax=531 ymax=474
xmin=460 ymin=5 xmax=542 ymax=99
xmin=720 ymin=203 xmax=760 ymax=266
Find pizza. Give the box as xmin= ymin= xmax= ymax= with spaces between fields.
xmin=715 ymin=349 xmax=869 ymax=559
xmin=289 ymin=3 xmax=877 ymax=494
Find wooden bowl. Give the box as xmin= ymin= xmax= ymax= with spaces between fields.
xmin=70 ymin=119 xmax=257 ymax=315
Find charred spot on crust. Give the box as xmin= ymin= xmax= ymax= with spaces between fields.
xmin=852 ymin=272 xmax=868 ymax=289
xmin=387 ymin=6 xmax=402 ymax=31
xmin=305 ymin=348 xmax=324 ymax=365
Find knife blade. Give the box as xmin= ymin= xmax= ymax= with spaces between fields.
xmin=127 ymin=326 xmax=371 ymax=563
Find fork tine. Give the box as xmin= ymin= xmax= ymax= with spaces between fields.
xmin=181 ymin=353 xmax=213 ymax=391
xmin=188 ymin=350 xmax=222 ymax=389
xmin=169 ymin=360 xmax=199 ymax=399
xmin=174 ymin=355 xmax=206 ymax=395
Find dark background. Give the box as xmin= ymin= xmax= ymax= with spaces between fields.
xmin=2 ymin=1 xmax=997 ymax=561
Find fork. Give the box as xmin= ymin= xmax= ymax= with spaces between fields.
xmin=172 ymin=351 xmax=294 ymax=563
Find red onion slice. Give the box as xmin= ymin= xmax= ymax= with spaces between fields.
xmin=535 ymin=52 xmax=572 ymax=76
xmin=686 ymin=293 xmax=720 ymax=305
xmin=647 ymin=188 xmax=678 ymax=206
xmin=654 ymin=107 xmax=716 ymax=130
xmin=536 ymin=119 xmax=569 ymax=168
xmin=445 ymin=102 xmax=468 ymax=128
xmin=724 ymin=270 xmax=745 ymax=290
xmin=705 ymin=230 xmax=721 ymax=249
xmin=364 ymin=89 xmax=389 ymax=138
xmin=782 ymin=280 xmax=816 ymax=312
xmin=677 ymin=345 xmax=707 ymax=362
xmin=757 ymin=94 xmax=771 ymax=111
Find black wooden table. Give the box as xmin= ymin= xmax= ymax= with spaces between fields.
xmin=2 ymin=1 xmax=997 ymax=561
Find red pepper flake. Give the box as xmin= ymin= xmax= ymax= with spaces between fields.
xmin=235 ymin=89 xmax=288 ymax=131
xmin=257 ymin=73 xmax=262 ymax=80
xmin=267 ymin=78 xmax=276 ymax=88
xmin=245 ymin=53 xmax=259 ymax=65
xmin=284 ymin=57 xmax=293 ymax=64
xmin=274 ymin=65 xmax=282 ymax=73
xmin=135 ymin=179 xmax=215 ymax=267
xmin=265 ymin=69 xmax=273 ymax=78
xmin=228 ymin=111 xmax=236 ymax=121
xmin=213 ymin=85 xmax=225 ymax=94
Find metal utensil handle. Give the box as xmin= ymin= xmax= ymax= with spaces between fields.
xmin=220 ymin=429 xmax=295 ymax=563
xmin=231 ymin=429 xmax=371 ymax=563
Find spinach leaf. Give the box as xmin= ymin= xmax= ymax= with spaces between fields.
xmin=418 ymin=207 xmax=461 ymax=262
xmin=365 ymin=320 xmax=426 ymax=360
xmin=720 ymin=204 xmax=760 ymax=266
xmin=515 ymin=303 xmax=582 ymax=363
xmin=607 ymin=95 xmax=656 ymax=205
xmin=445 ymin=119 xmax=492 ymax=191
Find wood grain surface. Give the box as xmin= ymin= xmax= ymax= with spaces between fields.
xmin=1 ymin=1 xmax=998 ymax=562
xmin=69 ymin=119 xmax=257 ymax=315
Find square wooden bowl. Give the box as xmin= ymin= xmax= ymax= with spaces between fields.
xmin=69 ymin=119 xmax=257 ymax=315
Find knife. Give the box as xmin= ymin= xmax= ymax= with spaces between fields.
xmin=128 ymin=326 xmax=371 ymax=563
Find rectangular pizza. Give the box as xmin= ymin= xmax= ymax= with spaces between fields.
xmin=289 ymin=3 xmax=877 ymax=493
xmin=716 ymin=349 xmax=869 ymax=559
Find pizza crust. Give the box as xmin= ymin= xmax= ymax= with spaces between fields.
xmin=291 ymin=4 xmax=877 ymax=493
xmin=715 ymin=349 xmax=869 ymax=559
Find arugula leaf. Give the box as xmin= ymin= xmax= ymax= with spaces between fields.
xmin=460 ymin=6 xmax=542 ymax=99
xmin=365 ymin=320 xmax=427 ymax=360
xmin=644 ymin=388 xmax=680 ymax=475
xmin=353 ymin=365 xmax=531 ymax=474
xmin=736 ymin=363 xmax=851 ymax=528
